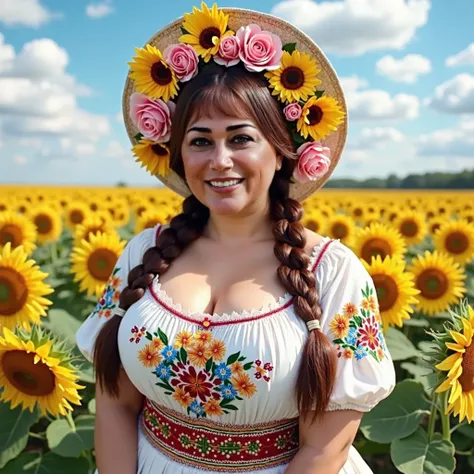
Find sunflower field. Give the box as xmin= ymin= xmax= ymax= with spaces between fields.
xmin=0 ymin=185 xmax=473 ymax=474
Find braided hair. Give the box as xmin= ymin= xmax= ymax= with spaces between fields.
xmin=94 ymin=64 xmax=337 ymax=419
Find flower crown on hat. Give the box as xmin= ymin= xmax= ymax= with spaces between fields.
xmin=127 ymin=2 xmax=346 ymax=185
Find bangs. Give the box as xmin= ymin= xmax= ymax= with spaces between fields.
xmin=187 ymin=83 xmax=255 ymax=124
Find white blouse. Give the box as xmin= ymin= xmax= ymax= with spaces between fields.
xmin=76 ymin=224 xmax=396 ymax=474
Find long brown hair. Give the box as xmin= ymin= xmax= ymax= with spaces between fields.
xmin=94 ymin=62 xmax=337 ymax=419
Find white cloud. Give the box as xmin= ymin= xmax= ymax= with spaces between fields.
xmin=0 ymin=36 xmax=110 ymax=144
xmin=115 ymin=112 xmax=124 ymax=122
xmin=358 ymin=127 xmax=405 ymax=148
xmin=426 ymin=73 xmax=474 ymax=114
xmin=271 ymin=0 xmax=430 ymax=56
xmin=417 ymin=118 xmax=474 ymax=157
xmin=446 ymin=43 xmax=474 ymax=68
xmin=86 ymin=2 xmax=115 ymax=19
xmin=104 ymin=140 xmax=130 ymax=159
xmin=0 ymin=0 xmax=58 ymax=28
xmin=341 ymin=76 xmax=420 ymax=121
xmin=376 ymin=54 xmax=432 ymax=84
xmin=13 ymin=154 xmax=27 ymax=166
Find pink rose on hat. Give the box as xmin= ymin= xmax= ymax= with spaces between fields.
xmin=214 ymin=36 xmax=241 ymax=67
xmin=293 ymin=141 xmax=331 ymax=183
xmin=283 ymin=103 xmax=302 ymax=121
xmin=129 ymin=93 xmax=176 ymax=143
xmin=236 ymin=24 xmax=283 ymax=72
xmin=163 ymin=43 xmax=198 ymax=82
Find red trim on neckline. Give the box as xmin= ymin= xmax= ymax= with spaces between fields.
xmin=149 ymin=227 xmax=335 ymax=325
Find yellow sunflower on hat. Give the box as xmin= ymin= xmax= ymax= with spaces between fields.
xmin=433 ymin=219 xmax=474 ymax=266
xmin=265 ymin=50 xmax=322 ymax=103
xmin=0 ymin=326 xmax=84 ymax=417
xmin=407 ymin=250 xmax=466 ymax=317
xmin=128 ymin=44 xmax=179 ymax=102
xmin=179 ymin=2 xmax=234 ymax=63
xmin=132 ymin=140 xmax=171 ymax=177
xmin=0 ymin=212 xmax=37 ymax=255
xmin=297 ymin=95 xmax=345 ymax=141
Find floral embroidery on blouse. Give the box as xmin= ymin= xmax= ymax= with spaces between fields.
xmin=329 ymin=282 xmax=387 ymax=363
xmin=90 ymin=267 xmax=122 ymax=319
xmin=131 ymin=327 xmax=272 ymax=418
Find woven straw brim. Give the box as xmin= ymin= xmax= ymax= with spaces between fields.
xmin=123 ymin=7 xmax=348 ymax=202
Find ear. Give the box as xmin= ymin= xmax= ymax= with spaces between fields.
xmin=276 ymin=155 xmax=283 ymax=171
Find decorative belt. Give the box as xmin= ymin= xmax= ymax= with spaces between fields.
xmin=141 ymin=398 xmax=299 ymax=472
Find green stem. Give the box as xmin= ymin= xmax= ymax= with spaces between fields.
xmin=50 ymin=241 xmax=58 ymax=264
xmin=28 ymin=432 xmax=46 ymax=440
xmin=427 ymin=394 xmax=438 ymax=441
xmin=65 ymin=411 xmax=76 ymax=433
xmin=439 ymin=391 xmax=451 ymax=441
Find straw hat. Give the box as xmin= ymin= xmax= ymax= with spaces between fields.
xmin=122 ymin=4 xmax=348 ymax=202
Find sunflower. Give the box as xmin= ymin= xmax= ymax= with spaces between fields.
xmin=65 ymin=202 xmax=91 ymax=230
xmin=27 ymin=206 xmax=63 ymax=244
xmin=407 ymin=250 xmax=466 ymax=317
xmin=433 ymin=219 xmax=474 ymax=266
xmin=128 ymin=44 xmax=179 ymax=102
xmin=393 ymin=210 xmax=428 ymax=246
xmin=434 ymin=301 xmax=474 ymax=423
xmin=132 ymin=140 xmax=171 ymax=178
xmin=179 ymin=2 xmax=233 ymax=63
xmin=73 ymin=215 xmax=115 ymax=248
xmin=352 ymin=222 xmax=407 ymax=264
xmin=349 ymin=202 xmax=369 ymax=224
xmin=297 ymin=95 xmax=345 ymax=141
xmin=326 ymin=213 xmax=356 ymax=246
xmin=362 ymin=255 xmax=420 ymax=328
xmin=302 ymin=208 xmax=326 ymax=234
xmin=135 ymin=209 xmax=170 ymax=234
xmin=0 ymin=212 xmax=37 ymax=255
xmin=71 ymin=231 xmax=126 ymax=298
xmin=0 ymin=243 xmax=53 ymax=331
xmin=0 ymin=326 xmax=84 ymax=417
xmin=427 ymin=216 xmax=446 ymax=236
xmin=265 ymin=50 xmax=321 ymax=103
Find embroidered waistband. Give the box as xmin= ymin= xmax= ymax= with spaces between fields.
xmin=141 ymin=398 xmax=299 ymax=472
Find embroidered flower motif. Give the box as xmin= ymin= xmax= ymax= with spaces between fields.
xmin=174 ymin=330 xmax=193 ymax=349
xmin=155 ymin=362 xmax=173 ymax=381
xmin=208 ymin=339 xmax=226 ymax=361
xmin=161 ymin=345 xmax=178 ymax=363
xmin=138 ymin=343 xmax=162 ymax=368
xmin=173 ymin=387 xmax=193 ymax=408
xmin=328 ymin=282 xmax=388 ymax=362
xmin=232 ymin=372 xmax=257 ymax=398
xmin=91 ymin=267 xmax=122 ymax=318
xmin=129 ymin=325 xmax=146 ymax=343
xmin=203 ymin=398 xmax=224 ymax=417
xmin=188 ymin=341 xmax=212 ymax=367
xmin=215 ymin=362 xmax=232 ymax=381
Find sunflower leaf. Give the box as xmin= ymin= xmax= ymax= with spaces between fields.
xmin=385 ymin=327 xmax=419 ymax=361
xmin=134 ymin=132 xmax=143 ymax=142
xmin=0 ymin=452 xmax=89 ymax=474
xmin=282 ymin=43 xmax=297 ymax=54
xmin=180 ymin=27 xmax=189 ymax=35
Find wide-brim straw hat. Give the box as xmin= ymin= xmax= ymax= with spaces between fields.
xmin=122 ymin=6 xmax=348 ymax=202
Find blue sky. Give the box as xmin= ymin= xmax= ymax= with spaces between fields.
xmin=0 ymin=0 xmax=473 ymax=186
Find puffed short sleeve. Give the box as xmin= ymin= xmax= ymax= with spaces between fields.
xmin=75 ymin=226 xmax=159 ymax=363
xmin=315 ymin=241 xmax=396 ymax=412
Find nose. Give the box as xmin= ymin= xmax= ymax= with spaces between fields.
xmin=210 ymin=142 xmax=233 ymax=171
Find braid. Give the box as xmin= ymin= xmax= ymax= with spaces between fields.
xmin=270 ymin=168 xmax=337 ymax=420
xmin=94 ymin=195 xmax=210 ymax=396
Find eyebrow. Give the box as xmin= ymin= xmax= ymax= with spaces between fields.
xmin=186 ymin=123 xmax=256 ymax=134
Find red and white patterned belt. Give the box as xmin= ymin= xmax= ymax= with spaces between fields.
xmin=141 ymin=398 xmax=299 ymax=472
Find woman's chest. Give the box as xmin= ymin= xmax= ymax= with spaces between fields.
xmin=117 ymin=297 xmax=307 ymax=423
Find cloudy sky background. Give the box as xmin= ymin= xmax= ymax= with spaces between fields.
xmin=0 ymin=0 xmax=473 ymax=186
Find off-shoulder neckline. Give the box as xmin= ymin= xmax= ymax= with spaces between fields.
xmin=147 ymin=231 xmax=337 ymax=324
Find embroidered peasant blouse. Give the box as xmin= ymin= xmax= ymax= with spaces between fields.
xmin=75 ymin=224 xmax=396 ymax=474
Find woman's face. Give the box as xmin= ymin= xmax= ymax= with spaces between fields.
xmin=181 ymin=114 xmax=282 ymax=216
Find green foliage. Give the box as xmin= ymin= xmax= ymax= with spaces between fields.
xmin=46 ymin=416 xmax=95 ymax=458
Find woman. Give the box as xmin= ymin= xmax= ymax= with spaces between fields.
xmin=75 ymin=4 xmax=396 ymax=473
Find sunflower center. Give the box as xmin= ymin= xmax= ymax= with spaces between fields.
xmin=34 ymin=214 xmax=53 ymax=234
xmin=0 ymin=267 xmax=28 ymax=315
xmin=199 ymin=27 xmax=221 ymax=49
xmin=306 ymin=219 xmax=319 ymax=232
xmin=281 ymin=67 xmax=305 ymax=90
xmin=445 ymin=231 xmax=469 ymax=254
xmin=416 ymin=269 xmax=448 ymax=299
xmin=2 ymin=350 xmax=55 ymax=396
xmin=70 ymin=210 xmax=85 ymax=224
xmin=307 ymin=106 xmax=323 ymax=126
xmin=151 ymin=61 xmax=173 ymax=86
xmin=372 ymin=274 xmax=399 ymax=311
xmin=87 ymin=248 xmax=118 ymax=281
xmin=459 ymin=341 xmax=474 ymax=392
xmin=361 ymin=238 xmax=392 ymax=263
xmin=0 ymin=224 xmax=23 ymax=247
xmin=354 ymin=208 xmax=363 ymax=217
xmin=333 ymin=223 xmax=348 ymax=239
xmin=431 ymin=223 xmax=441 ymax=234
xmin=86 ymin=226 xmax=103 ymax=242
xmin=400 ymin=219 xmax=418 ymax=237
xmin=152 ymin=144 xmax=169 ymax=156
